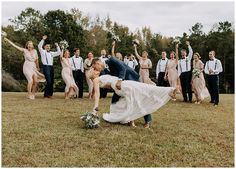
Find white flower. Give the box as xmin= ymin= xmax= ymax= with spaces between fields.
xmin=59 ymin=40 xmax=69 ymax=49
xmin=192 ymin=68 xmax=201 ymax=78
xmin=1 ymin=31 xmax=7 ymax=37
xmin=132 ymin=39 xmax=140 ymax=45
xmin=107 ymin=29 xmax=121 ymax=42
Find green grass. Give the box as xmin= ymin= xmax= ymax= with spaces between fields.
xmin=2 ymin=92 xmax=234 ymax=167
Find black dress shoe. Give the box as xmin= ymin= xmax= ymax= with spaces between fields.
xmin=210 ymin=101 xmax=214 ymax=103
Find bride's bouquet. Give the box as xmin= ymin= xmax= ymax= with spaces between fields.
xmin=59 ymin=40 xmax=69 ymax=49
xmin=80 ymin=112 xmax=100 ymax=129
xmin=2 ymin=31 xmax=7 ymax=38
xmin=192 ymin=68 xmax=201 ymax=78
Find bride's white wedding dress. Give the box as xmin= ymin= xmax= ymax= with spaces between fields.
xmin=99 ymin=75 xmax=174 ymax=123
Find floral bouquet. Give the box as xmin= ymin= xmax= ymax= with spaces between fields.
xmin=132 ymin=39 xmax=140 ymax=46
xmin=1 ymin=31 xmax=7 ymax=38
xmin=59 ymin=40 xmax=69 ymax=49
xmin=107 ymin=29 xmax=121 ymax=42
xmin=80 ymin=112 xmax=100 ymax=129
xmin=192 ymin=68 xmax=201 ymax=78
xmin=172 ymin=37 xmax=181 ymax=44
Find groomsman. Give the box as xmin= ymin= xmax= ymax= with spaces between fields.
xmin=70 ymin=48 xmax=84 ymax=98
xmin=156 ymin=51 xmax=169 ymax=86
xmin=178 ymin=41 xmax=193 ymax=102
xmin=99 ymin=49 xmax=110 ymax=98
xmin=38 ymin=35 xmax=61 ymax=98
xmin=204 ymin=51 xmax=223 ymax=106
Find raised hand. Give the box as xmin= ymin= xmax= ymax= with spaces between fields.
xmin=186 ymin=41 xmax=190 ymax=46
xmin=42 ymin=35 xmax=47 ymax=40
xmin=55 ymin=43 xmax=59 ymax=47
xmin=175 ymin=43 xmax=179 ymax=49
xmin=112 ymin=41 xmax=116 ymax=46
xmin=133 ymin=43 xmax=137 ymax=48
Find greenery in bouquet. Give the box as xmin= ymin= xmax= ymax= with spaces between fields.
xmin=192 ymin=68 xmax=201 ymax=78
xmin=59 ymin=40 xmax=69 ymax=49
xmin=80 ymin=112 xmax=100 ymax=129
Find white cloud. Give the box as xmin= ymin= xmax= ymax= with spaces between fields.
xmin=1 ymin=1 xmax=234 ymax=36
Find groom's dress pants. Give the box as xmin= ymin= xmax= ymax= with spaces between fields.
xmin=43 ymin=65 xmax=54 ymax=97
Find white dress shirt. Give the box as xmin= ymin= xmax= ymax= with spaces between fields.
xmin=38 ymin=39 xmax=61 ymax=66
xmin=70 ymin=55 xmax=84 ymax=72
xmin=99 ymin=55 xmax=109 ymax=69
xmin=124 ymin=58 xmax=138 ymax=70
xmin=204 ymin=58 xmax=223 ymax=75
xmin=178 ymin=45 xmax=193 ymax=76
xmin=156 ymin=58 xmax=168 ymax=77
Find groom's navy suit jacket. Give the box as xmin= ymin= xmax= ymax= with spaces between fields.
xmin=105 ymin=56 xmax=139 ymax=103
xmin=105 ymin=56 xmax=140 ymax=82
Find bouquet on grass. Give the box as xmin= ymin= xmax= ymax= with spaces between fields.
xmin=80 ymin=112 xmax=100 ymax=129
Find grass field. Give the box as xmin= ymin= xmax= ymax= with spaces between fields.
xmin=2 ymin=92 xmax=234 ymax=167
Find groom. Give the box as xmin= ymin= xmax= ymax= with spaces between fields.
xmin=91 ymin=56 xmax=152 ymax=128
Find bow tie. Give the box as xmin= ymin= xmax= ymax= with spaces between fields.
xmin=209 ymin=59 xmax=214 ymax=61
xmin=162 ymin=59 xmax=165 ymax=60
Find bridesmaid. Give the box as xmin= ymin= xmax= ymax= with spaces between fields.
xmin=191 ymin=53 xmax=210 ymax=104
xmin=4 ymin=37 xmax=45 ymax=99
xmin=164 ymin=44 xmax=179 ymax=101
xmin=84 ymin=52 xmax=94 ymax=99
xmin=134 ymin=44 xmax=155 ymax=85
xmin=60 ymin=47 xmax=79 ymax=99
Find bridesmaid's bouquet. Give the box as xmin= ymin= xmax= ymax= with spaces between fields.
xmin=80 ymin=112 xmax=100 ymax=129
xmin=192 ymin=68 xmax=201 ymax=78
xmin=132 ymin=39 xmax=140 ymax=46
xmin=1 ymin=31 xmax=7 ymax=38
xmin=59 ymin=40 xmax=69 ymax=49
xmin=172 ymin=37 xmax=181 ymax=44
xmin=106 ymin=28 xmax=121 ymax=42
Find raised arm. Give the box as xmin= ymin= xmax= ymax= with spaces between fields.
xmin=134 ymin=44 xmax=142 ymax=60
xmin=4 ymin=38 xmax=24 ymax=52
xmin=38 ymin=35 xmax=47 ymax=53
xmin=93 ymin=77 xmax=100 ymax=113
xmin=60 ymin=47 xmax=64 ymax=61
xmin=186 ymin=41 xmax=193 ymax=61
xmin=175 ymin=43 xmax=179 ymax=63
xmin=51 ymin=43 xmax=61 ymax=57
xmin=112 ymin=41 xmax=116 ymax=57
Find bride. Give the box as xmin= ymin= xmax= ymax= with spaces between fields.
xmin=89 ymin=68 xmax=174 ymax=127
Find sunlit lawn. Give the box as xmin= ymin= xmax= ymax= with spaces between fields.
xmin=2 ymin=92 xmax=234 ymax=167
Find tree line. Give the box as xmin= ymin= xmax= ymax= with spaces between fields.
xmin=2 ymin=7 xmax=234 ymax=93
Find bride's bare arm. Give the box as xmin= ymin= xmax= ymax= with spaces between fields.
xmin=93 ymin=77 xmax=100 ymax=112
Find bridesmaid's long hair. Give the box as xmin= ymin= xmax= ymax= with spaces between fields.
xmin=63 ymin=49 xmax=70 ymax=58
xmin=25 ymin=41 xmax=34 ymax=50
